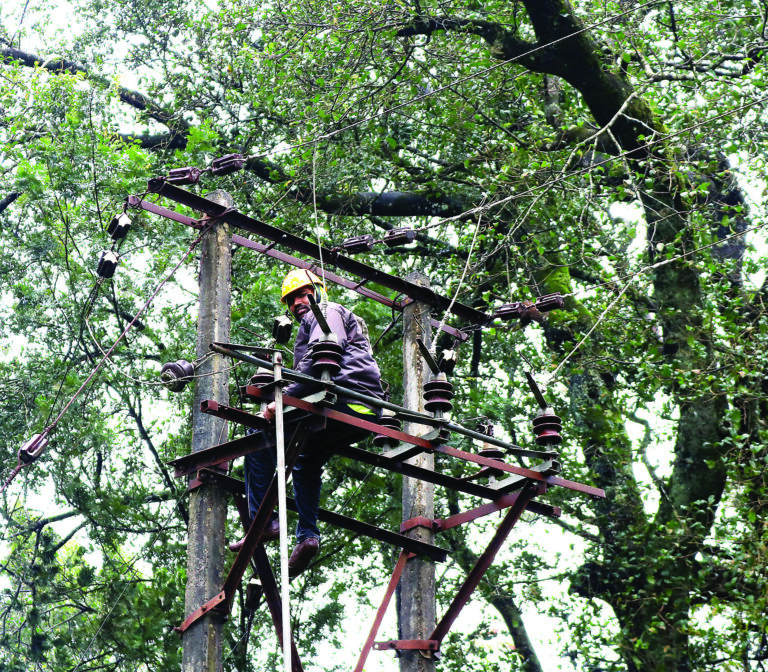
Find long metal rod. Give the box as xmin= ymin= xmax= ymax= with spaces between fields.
xmin=145 ymin=180 xmax=491 ymax=325
xmin=273 ymin=353 xmax=292 ymax=672
xmin=210 ymin=343 xmax=558 ymax=460
xmin=253 ymin=546 xmax=305 ymax=672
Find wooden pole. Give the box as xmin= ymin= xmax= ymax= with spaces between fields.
xmin=399 ymin=271 xmax=436 ymax=672
xmin=182 ymin=190 xmax=232 ymax=672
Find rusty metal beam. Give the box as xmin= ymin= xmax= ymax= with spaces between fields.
xmin=144 ymin=180 xmax=490 ymax=326
xmin=169 ymin=414 xmax=323 ymax=478
xmin=194 ymin=469 xmax=449 ymax=561
xmin=354 ymin=551 xmax=413 ymax=672
xmin=230 ymin=234 xmax=469 ymax=342
xmin=373 ymin=640 xmax=439 ymax=651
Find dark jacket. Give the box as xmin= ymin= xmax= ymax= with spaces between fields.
xmin=284 ymin=302 xmax=384 ymax=402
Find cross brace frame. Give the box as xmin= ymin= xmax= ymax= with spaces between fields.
xmin=172 ymin=385 xmax=604 ymax=667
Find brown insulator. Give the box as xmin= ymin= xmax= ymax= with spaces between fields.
xmin=423 ymin=373 xmax=454 ymax=413
xmin=241 ymin=368 xmax=274 ymax=403
xmin=160 ymin=360 xmax=194 ymax=392
xmin=533 ymin=409 xmax=563 ymax=446
xmin=245 ymin=577 xmax=263 ymax=611
xmin=478 ymin=446 xmax=505 ymax=460
xmin=373 ymin=414 xmax=402 ymax=448
xmin=249 ymin=370 xmax=274 ymax=387
xmin=311 ymin=340 xmax=343 ymax=376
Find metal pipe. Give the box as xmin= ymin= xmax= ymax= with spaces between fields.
xmin=209 ymin=343 xmax=558 ymax=460
xmin=273 ymin=352 xmax=292 ymax=672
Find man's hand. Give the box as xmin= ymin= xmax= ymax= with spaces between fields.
xmin=263 ymin=401 xmax=276 ymax=423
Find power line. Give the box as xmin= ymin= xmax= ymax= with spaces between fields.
xmin=415 ymin=92 xmax=768 ymax=232
xmin=1 ymin=225 xmax=213 ymax=495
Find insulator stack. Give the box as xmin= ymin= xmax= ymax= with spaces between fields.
xmin=383 ymin=227 xmax=417 ymax=247
xmin=533 ymin=408 xmax=563 ymax=446
xmin=341 ymin=234 xmax=375 ymax=254
xmin=245 ymin=577 xmax=263 ymax=611
xmin=210 ymin=153 xmax=245 ymax=176
xmin=311 ymin=340 xmax=343 ymax=377
xmin=97 ymin=250 xmax=119 ymax=278
xmin=422 ymin=373 xmax=454 ymax=414
xmin=160 ymin=360 xmax=195 ymax=392
xmin=107 ymin=213 xmax=131 ymax=240
xmin=19 ymin=433 xmax=49 ymax=465
xmin=167 ymin=166 xmax=201 ymax=186
xmin=373 ymin=414 xmax=402 ymax=449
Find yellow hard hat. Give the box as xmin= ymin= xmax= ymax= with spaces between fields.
xmin=281 ymin=269 xmax=325 ymax=304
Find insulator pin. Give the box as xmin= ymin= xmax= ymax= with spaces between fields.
xmin=373 ymin=414 xmax=402 ymax=448
xmin=107 ymin=213 xmax=131 ymax=240
xmin=311 ymin=340 xmax=343 ymax=376
xmin=160 ymin=360 xmax=195 ymax=392
xmin=341 ymin=234 xmax=375 ymax=254
xmin=532 ymin=409 xmax=563 ymax=446
xmin=97 ymin=250 xmax=119 ymax=278
xmin=423 ymin=373 xmax=454 ymax=413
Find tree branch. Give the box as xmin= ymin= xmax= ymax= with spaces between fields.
xmin=0 ymin=45 xmax=189 ymax=137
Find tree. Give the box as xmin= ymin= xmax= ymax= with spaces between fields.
xmin=1 ymin=0 xmax=767 ymax=670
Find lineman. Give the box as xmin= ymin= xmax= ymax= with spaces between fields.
xmin=230 ymin=269 xmax=384 ymax=576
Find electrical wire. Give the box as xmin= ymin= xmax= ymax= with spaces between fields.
xmin=2 ymin=225 xmax=213 ymax=496
xmin=411 ymin=92 xmax=768 ymax=234
xmin=544 ymin=279 xmax=633 ymax=388
xmin=311 ymin=146 xmax=328 ymax=317
xmin=562 ymin=219 xmax=767 ymax=300
xmin=71 ymin=488 xmax=188 ymax=672
xmin=431 ymin=211 xmax=485 ymax=353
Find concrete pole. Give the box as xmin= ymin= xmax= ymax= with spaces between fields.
xmin=399 ymin=271 xmax=436 ymax=672
xmin=182 ymin=190 xmax=232 ymax=672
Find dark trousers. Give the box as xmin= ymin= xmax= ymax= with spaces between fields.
xmin=244 ymin=403 xmax=378 ymax=542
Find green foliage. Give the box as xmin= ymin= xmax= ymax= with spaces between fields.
xmin=2 ymin=0 xmax=768 ymax=670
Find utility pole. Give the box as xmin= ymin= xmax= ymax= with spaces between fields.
xmin=182 ymin=190 xmax=232 ymax=672
xmin=400 ymin=271 xmax=436 ymax=672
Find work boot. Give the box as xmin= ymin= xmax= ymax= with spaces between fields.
xmin=228 ymin=519 xmax=280 ymax=552
xmin=288 ymin=537 xmax=319 ymax=577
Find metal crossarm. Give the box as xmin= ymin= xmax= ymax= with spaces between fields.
xmin=169 ymin=413 xmax=323 ymax=478
xmin=144 ymin=180 xmax=490 ymax=326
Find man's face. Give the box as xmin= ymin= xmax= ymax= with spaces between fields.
xmin=286 ymin=286 xmax=314 ymax=320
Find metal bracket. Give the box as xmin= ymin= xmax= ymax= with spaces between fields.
xmin=175 ymin=591 xmax=226 ymax=635
xmin=416 ymin=338 xmax=441 ymax=375
xmin=373 ymin=639 xmax=440 ymax=652
xmin=400 ymin=516 xmax=441 ymax=533
xmin=525 ymin=371 xmax=550 ymax=410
